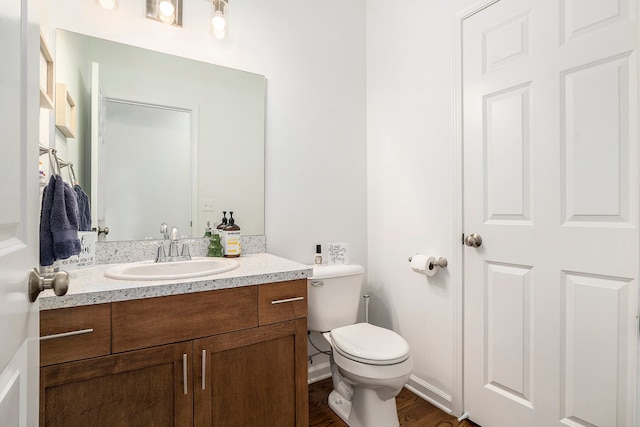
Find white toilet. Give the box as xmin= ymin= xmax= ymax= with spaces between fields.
xmin=307 ymin=264 xmax=413 ymax=427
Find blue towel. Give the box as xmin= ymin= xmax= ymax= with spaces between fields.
xmin=40 ymin=175 xmax=81 ymax=266
xmin=51 ymin=180 xmax=81 ymax=260
xmin=39 ymin=176 xmax=56 ymax=266
xmin=73 ymin=184 xmax=91 ymax=231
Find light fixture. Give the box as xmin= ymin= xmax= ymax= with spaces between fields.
xmin=210 ymin=0 xmax=229 ymax=39
xmin=94 ymin=0 xmax=119 ymax=10
xmin=146 ymin=0 xmax=183 ymax=27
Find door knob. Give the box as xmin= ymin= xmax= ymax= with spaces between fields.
xmin=29 ymin=268 xmax=69 ymax=302
xmin=464 ymin=233 xmax=483 ymax=248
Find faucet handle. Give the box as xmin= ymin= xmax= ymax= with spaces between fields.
xmin=181 ymin=242 xmax=191 ymax=260
xmin=155 ymin=243 xmax=167 ymax=262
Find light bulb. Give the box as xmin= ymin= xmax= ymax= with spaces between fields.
xmin=210 ymin=0 xmax=228 ymax=39
xmin=211 ymin=14 xmax=226 ymax=30
xmin=158 ymin=1 xmax=175 ymax=17
xmin=94 ymin=0 xmax=119 ymax=10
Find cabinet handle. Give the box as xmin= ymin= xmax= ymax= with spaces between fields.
xmin=271 ymin=296 xmax=304 ymax=305
xmin=40 ymin=328 xmax=94 ymax=341
xmin=201 ymin=349 xmax=207 ymax=390
xmin=183 ymin=353 xmax=188 ymax=395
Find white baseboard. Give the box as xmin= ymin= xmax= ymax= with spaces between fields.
xmin=404 ymin=375 xmax=453 ymax=414
xmin=307 ymin=361 xmax=331 ymax=384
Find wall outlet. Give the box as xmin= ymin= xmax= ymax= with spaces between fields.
xmin=202 ymin=199 xmax=215 ymax=211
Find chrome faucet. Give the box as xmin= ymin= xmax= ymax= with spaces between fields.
xmin=156 ymin=225 xmax=192 ymax=263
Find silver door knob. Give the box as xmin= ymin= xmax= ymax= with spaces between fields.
xmin=29 ymin=268 xmax=69 ymax=302
xmin=464 ymin=233 xmax=483 ymax=248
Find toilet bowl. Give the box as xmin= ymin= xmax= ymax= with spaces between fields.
xmin=307 ymin=265 xmax=413 ymax=427
xmin=323 ymin=323 xmax=413 ymax=427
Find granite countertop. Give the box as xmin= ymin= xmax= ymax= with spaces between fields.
xmin=39 ymin=253 xmax=312 ymax=310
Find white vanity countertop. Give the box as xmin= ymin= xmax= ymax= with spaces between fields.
xmin=39 ymin=253 xmax=312 ymax=310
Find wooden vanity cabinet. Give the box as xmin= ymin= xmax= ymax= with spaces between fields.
xmin=39 ymin=280 xmax=308 ymax=427
xmin=194 ymin=319 xmax=308 ymax=427
xmin=40 ymin=341 xmax=193 ymax=427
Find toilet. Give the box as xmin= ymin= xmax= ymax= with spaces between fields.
xmin=307 ymin=264 xmax=413 ymax=427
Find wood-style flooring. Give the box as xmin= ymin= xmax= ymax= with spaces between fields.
xmin=309 ymin=378 xmax=480 ymax=427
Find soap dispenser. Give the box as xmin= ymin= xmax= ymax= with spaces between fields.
xmin=222 ymin=211 xmax=241 ymax=258
xmin=217 ymin=211 xmax=228 ymax=232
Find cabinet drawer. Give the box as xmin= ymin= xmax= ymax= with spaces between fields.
xmin=40 ymin=304 xmax=111 ymax=366
xmin=111 ymin=286 xmax=258 ymax=353
xmin=258 ymin=280 xmax=307 ymax=325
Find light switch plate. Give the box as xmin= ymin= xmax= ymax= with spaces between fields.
xmin=202 ymin=199 xmax=215 ymax=211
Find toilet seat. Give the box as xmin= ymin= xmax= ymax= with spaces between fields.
xmin=330 ymin=323 xmax=410 ymax=366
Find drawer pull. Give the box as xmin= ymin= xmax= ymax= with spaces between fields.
xmin=183 ymin=353 xmax=188 ymax=395
xmin=40 ymin=328 xmax=94 ymax=341
xmin=201 ymin=349 xmax=206 ymax=390
xmin=271 ymin=296 xmax=304 ymax=305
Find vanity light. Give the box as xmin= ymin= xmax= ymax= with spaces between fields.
xmin=158 ymin=1 xmax=176 ymax=23
xmin=210 ymin=0 xmax=229 ymax=39
xmin=94 ymin=0 xmax=119 ymax=10
xmin=146 ymin=0 xmax=183 ymax=27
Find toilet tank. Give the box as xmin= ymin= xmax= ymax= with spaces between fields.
xmin=307 ymin=264 xmax=365 ymax=332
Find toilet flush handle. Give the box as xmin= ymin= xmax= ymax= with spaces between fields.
xmin=310 ymin=280 xmax=324 ymax=287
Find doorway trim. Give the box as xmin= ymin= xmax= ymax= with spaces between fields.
xmin=451 ymin=0 xmax=503 ymax=418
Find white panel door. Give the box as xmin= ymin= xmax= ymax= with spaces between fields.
xmin=101 ymin=100 xmax=192 ymax=240
xmin=462 ymin=0 xmax=638 ymax=426
xmin=0 ymin=0 xmax=41 ymax=426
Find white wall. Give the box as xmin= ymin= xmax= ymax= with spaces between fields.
xmin=46 ymin=0 xmax=368 ymax=267
xmin=367 ymin=0 xmax=475 ymax=413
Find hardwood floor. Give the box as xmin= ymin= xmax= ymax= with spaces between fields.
xmin=309 ymin=378 xmax=480 ymax=427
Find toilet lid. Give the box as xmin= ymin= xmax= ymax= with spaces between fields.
xmin=330 ymin=323 xmax=410 ymax=365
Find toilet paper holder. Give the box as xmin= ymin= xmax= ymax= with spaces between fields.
xmin=408 ymin=255 xmax=448 ymax=270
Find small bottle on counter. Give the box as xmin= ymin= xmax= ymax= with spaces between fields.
xmin=203 ymin=221 xmax=212 ymax=238
xmin=314 ymin=244 xmax=322 ymax=265
xmin=222 ymin=212 xmax=241 ymax=258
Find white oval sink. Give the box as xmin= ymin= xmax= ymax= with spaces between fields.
xmin=104 ymin=257 xmax=239 ymax=281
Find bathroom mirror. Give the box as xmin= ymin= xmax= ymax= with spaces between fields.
xmin=54 ymin=29 xmax=265 ymax=240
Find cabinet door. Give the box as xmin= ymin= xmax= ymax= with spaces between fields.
xmin=40 ymin=342 xmax=193 ymax=427
xmin=194 ymin=319 xmax=308 ymax=427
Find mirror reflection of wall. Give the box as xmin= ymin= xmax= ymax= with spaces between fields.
xmin=55 ymin=29 xmax=266 ymax=240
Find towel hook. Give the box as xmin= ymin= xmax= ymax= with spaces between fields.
xmin=70 ymin=163 xmax=78 ymax=185
xmin=50 ymin=148 xmax=63 ymax=177
xmin=47 ymin=150 xmax=56 ymax=176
